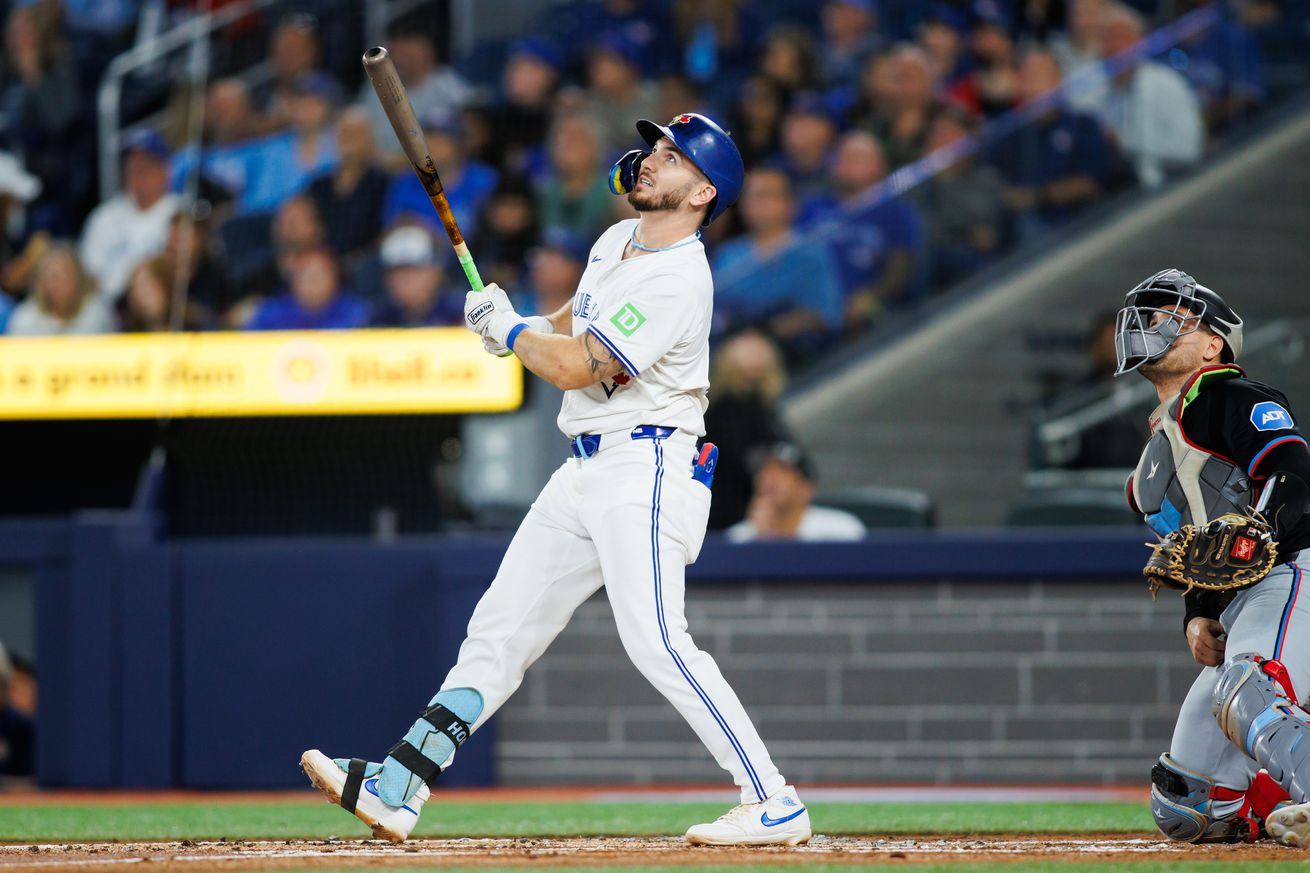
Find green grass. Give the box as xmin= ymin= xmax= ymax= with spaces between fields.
xmin=0 ymin=801 xmax=1156 ymax=842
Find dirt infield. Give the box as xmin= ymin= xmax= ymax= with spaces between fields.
xmin=0 ymin=835 xmax=1303 ymax=871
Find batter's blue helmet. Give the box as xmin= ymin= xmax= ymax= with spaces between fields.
xmin=635 ymin=113 xmax=744 ymax=226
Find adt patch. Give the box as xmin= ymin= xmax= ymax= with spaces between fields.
xmin=1251 ymin=401 xmax=1295 ymax=432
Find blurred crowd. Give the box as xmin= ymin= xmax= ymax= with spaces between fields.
xmin=0 ymin=0 xmax=1299 ymax=373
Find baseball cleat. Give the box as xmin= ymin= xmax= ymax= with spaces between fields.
xmin=685 ymin=785 xmax=811 ymax=846
xmin=1266 ymin=801 xmax=1310 ymax=848
xmin=300 ymin=749 xmax=428 ymax=844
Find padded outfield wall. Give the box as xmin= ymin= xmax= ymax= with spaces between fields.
xmin=3 ymin=514 xmax=1191 ymax=788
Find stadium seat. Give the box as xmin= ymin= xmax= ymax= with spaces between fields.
xmin=1005 ymin=487 xmax=1138 ymax=527
xmin=814 ymin=486 xmax=935 ymax=528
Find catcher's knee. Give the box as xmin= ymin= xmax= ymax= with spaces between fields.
xmin=1150 ymin=754 xmax=1257 ymax=843
xmin=1213 ymin=653 xmax=1310 ymax=802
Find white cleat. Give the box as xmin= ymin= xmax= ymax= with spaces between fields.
xmin=685 ymin=785 xmax=812 ymax=846
xmin=1267 ymin=801 xmax=1310 ymax=848
xmin=300 ymin=749 xmax=429 ymax=844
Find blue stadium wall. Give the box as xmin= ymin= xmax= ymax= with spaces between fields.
xmin=6 ymin=514 xmax=1163 ymax=788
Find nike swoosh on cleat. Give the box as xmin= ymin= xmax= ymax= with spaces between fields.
xmin=760 ymin=807 xmax=807 ymax=827
xmin=591 ymin=256 xmax=603 ymax=262
xmin=363 ymin=778 xmax=417 ymax=815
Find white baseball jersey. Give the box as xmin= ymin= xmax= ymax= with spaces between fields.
xmin=557 ymin=219 xmax=713 ymax=438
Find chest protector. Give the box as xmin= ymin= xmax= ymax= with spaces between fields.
xmin=1131 ymin=366 xmax=1255 ymax=537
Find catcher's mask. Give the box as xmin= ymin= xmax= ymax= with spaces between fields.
xmin=1114 ymin=269 xmax=1244 ymax=376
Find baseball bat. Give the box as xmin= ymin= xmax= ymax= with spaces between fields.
xmin=362 ymin=46 xmax=485 ymax=293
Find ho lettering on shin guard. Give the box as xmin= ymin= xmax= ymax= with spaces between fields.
xmin=1214 ymin=653 xmax=1310 ymax=803
xmin=388 ymin=703 xmax=471 ymax=782
xmin=1150 ymin=753 xmax=1259 ymax=843
xmin=379 ymin=687 xmax=483 ymax=807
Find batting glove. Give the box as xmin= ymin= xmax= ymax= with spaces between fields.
xmin=464 ymin=283 xmax=523 ymax=348
xmin=482 ymin=315 xmax=553 ymax=357
xmin=608 ymin=149 xmax=648 ymax=195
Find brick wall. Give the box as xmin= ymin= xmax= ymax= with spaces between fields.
xmin=494 ymin=579 xmax=1199 ymax=786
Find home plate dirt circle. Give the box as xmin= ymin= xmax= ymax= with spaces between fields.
xmin=1 ymin=835 xmax=1303 ymax=870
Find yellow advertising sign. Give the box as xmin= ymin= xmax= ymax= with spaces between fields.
xmin=0 ymin=329 xmax=523 ymax=418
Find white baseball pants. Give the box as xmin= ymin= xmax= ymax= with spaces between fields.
xmin=441 ymin=428 xmax=785 ymax=802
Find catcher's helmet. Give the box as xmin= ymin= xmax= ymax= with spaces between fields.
xmin=1114 ymin=268 xmax=1244 ymax=376
xmin=635 ymin=113 xmax=744 ymax=226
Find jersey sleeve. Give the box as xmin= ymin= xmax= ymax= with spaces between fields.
xmin=1218 ymin=381 xmax=1309 ymax=479
xmin=585 ymin=270 xmax=698 ymax=377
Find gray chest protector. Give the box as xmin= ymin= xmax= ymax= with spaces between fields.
xmin=1131 ymin=367 xmax=1254 ymax=537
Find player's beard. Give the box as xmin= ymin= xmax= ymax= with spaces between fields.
xmin=1140 ymin=342 xmax=1200 ymax=381
xmin=627 ymin=179 xmax=692 ymax=213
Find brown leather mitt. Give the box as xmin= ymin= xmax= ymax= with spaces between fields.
xmin=1144 ymin=513 xmax=1278 ymax=597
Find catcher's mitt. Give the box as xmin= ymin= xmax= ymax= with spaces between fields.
xmin=1144 ymin=513 xmax=1278 ymax=598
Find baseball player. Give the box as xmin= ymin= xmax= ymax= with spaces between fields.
xmin=301 ymin=113 xmax=811 ymax=847
xmin=1114 ymin=269 xmax=1310 ymax=846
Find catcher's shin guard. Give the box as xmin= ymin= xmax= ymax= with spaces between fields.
xmin=1150 ymin=754 xmax=1259 ymax=842
xmin=1214 ymin=653 xmax=1310 ymax=803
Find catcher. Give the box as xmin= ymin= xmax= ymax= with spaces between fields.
xmin=1117 ymin=269 xmax=1310 ymax=846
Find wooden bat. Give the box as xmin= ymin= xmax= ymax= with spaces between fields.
xmin=362 ymin=46 xmax=485 ymax=293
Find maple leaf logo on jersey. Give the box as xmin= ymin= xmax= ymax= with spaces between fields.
xmin=612 ymin=372 xmax=630 ymax=386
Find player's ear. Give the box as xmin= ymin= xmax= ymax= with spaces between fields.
xmin=689 ymin=182 xmax=717 ymax=211
xmin=1204 ymin=332 xmax=1225 ymax=363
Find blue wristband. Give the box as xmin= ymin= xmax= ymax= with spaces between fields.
xmin=506 ymin=322 xmax=529 ymax=352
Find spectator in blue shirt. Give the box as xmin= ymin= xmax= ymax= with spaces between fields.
xmin=712 ymin=167 xmax=843 ymax=361
xmin=369 ymin=226 xmax=461 ymax=328
xmin=987 ymin=48 xmax=1111 ymax=240
xmin=798 ymin=131 xmax=924 ymax=334
xmin=382 ymin=110 xmax=497 ymax=243
xmin=1173 ymin=2 xmax=1266 ymax=130
xmin=188 ymin=72 xmax=341 ymax=217
xmin=247 ymin=246 xmax=369 ymax=331
xmin=239 ymin=72 xmax=341 ymax=216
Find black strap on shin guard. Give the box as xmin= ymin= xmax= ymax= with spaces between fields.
xmin=387 ymin=703 xmax=472 ymax=787
xmin=1152 ymin=761 xmax=1189 ymax=797
xmin=340 ymin=758 xmax=367 ymax=813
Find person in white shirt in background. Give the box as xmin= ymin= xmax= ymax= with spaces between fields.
xmin=78 ymin=131 xmax=179 ymax=303
xmin=1084 ymin=4 xmax=1204 ymax=189
xmin=727 ymin=441 xmax=867 ymax=543
xmin=7 ymin=243 xmax=113 ymax=336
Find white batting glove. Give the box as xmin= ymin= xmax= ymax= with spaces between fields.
xmin=464 ymin=283 xmax=522 ymax=347
xmin=481 ymin=315 xmax=552 ymax=357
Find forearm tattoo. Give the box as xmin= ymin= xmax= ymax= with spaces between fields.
xmin=583 ymin=332 xmax=624 ymax=381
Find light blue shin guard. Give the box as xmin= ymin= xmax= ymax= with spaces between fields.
xmin=1214 ymin=654 xmax=1310 ymax=803
xmin=377 ymin=687 xmax=483 ymax=806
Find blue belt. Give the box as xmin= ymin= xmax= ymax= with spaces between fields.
xmin=571 ymin=425 xmax=677 ymax=459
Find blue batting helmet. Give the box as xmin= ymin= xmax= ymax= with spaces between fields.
xmin=635 ymin=113 xmax=744 ymax=226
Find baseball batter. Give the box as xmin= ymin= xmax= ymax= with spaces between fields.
xmin=302 ymin=113 xmax=811 ymax=847
xmin=1114 ymin=270 xmax=1310 ymax=846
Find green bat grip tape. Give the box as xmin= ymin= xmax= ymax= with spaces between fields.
xmin=458 ymin=252 xmax=485 ymax=292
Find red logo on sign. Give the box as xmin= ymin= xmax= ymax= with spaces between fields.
xmin=1231 ymin=536 xmax=1256 ymax=560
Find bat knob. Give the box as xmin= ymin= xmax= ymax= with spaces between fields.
xmin=362 ymin=46 xmax=388 ymax=65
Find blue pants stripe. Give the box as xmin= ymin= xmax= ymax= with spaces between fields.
xmin=1274 ymin=562 xmax=1301 ymax=661
xmin=649 ymin=440 xmax=765 ymax=801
